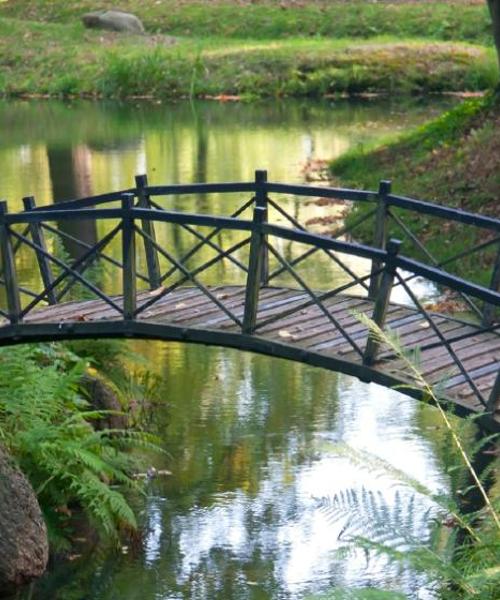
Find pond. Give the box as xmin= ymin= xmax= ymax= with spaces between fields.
xmin=2 ymin=97 xmax=464 ymax=599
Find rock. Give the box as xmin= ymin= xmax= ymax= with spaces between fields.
xmin=82 ymin=10 xmax=145 ymax=34
xmin=0 ymin=444 xmax=48 ymax=596
xmin=80 ymin=373 xmax=128 ymax=430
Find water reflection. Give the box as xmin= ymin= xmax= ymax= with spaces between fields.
xmin=0 ymin=97 xmax=457 ymax=209
xmin=43 ymin=346 xmax=442 ymax=600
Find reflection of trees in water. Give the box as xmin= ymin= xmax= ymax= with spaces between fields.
xmin=86 ymin=139 xmax=142 ymax=153
xmin=192 ymin=102 xmax=209 ymax=212
xmin=47 ymin=145 xmax=97 ymax=265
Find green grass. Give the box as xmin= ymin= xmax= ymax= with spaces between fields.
xmin=330 ymin=94 xmax=497 ymax=206
xmin=0 ymin=0 xmax=496 ymax=100
xmin=329 ymin=93 xmax=500 ymax=283
xmin=0 ymin=15 xmax=497 ymax=99
xmin=0 ymin=1 xmax=494 ymax=45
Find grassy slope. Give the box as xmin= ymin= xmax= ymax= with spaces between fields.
xmin=0 ymin=1 xmax=493 ymax=44
xmin=0 ymin=18 xmax=496 ymax=99
xmin=330 ymin=94 xmax=500 ymax=215
xmin=329 ymin=94 xmax=500 ymax=280
xmin=0 ymin=0 xmax=497 ymax=99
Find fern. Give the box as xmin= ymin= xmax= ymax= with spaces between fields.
xmin=0 ymin=343 xmax=165 ymax=547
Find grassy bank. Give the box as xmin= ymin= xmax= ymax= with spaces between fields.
xmin=0 ymin=1 xmax=493 ymax=45
xmin=329 ymin=93 xmax=500 ymax=281
xmin=0 ymin=0 xmax=497 ymax=100
xmin=330 ymin=93 xmax=499 ymax=214
xmin=0 ymin=16 xmax=497 ymax=99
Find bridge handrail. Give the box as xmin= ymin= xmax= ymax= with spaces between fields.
xmin=386 ymin=193 xmax=500 ymax=233
xmin=25 ymin=179 xmax=500 ymax=235
xmin=27 ymin=182 xmax=374 ymax=212
xmin=4 ymin=203 xmax=500 ymax=310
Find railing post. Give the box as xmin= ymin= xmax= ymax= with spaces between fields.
xmin=368 ymin=180 xmax=391 ymax=299
xmin=487 ymin=369 xmax=500 ymax=414
xmin=255 ymin=170 xmax=269 ymax=286
xmin=363 ymin=238 xmax=402 ymax=366
xmin=243 ymin=205 xmax=267 ymax=334
xmin=121 ymin=193 xmax=136 ymax=320
xmin=0 ymin=201 xmax=21 ymax=324
xmin=22 ymin=196 xmax=57 ymax=305
xmin=481 ymin=242 xmax=500 ymax=327
xmin=135 ymin=174 xmax=161 ymax=290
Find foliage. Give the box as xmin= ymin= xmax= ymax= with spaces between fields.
xmin=0 ymin=343 xmax=162 ymax=549
xmin=100 ymin=39 xmax=497 ymax=100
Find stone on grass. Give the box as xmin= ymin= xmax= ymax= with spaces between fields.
xmin=82 ymin=10 xmax=145 ymax=34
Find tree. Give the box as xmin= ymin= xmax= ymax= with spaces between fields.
xmin=487 ymin=0 xmax=500 ymax=70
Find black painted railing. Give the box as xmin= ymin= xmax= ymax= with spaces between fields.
xmin=1 ymin=171 xmax=500 ymax=414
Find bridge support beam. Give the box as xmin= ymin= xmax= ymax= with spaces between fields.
xmin=363 ymin=238 xmax=402 ymax=366
xmin=255 ymin=170 xmax=269 ymax=287
xmin=487 ymin=368 xmax=500 ymax=414
xmin=0 ymin=202 xmax=21 ymax=324
xmin=482 ymin=241 xmax=500 ymax=327
xmin=121 ymin=194 xmax=137 ymax=320
xmin=243 ymin=204 xmax=267 ymax=334
xmin=135 ymin=174 xmax=161 ymax=290
xmin=23 ymin=196 xmax=57 ymax=306
xmin=368 ymin=180 xmax=391 ymax=299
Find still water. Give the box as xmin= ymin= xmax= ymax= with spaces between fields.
xmin=2 ymin=97 xmax=462 ymax=599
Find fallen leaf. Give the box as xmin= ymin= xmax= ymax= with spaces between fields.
xmin=149 ymin=286 xmax=166 ymax=297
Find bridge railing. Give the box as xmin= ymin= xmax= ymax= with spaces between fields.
xmin=1 ymin=173 xmax=500 ymax=414
xmin=20 ymin=170 xmax=500 ymax=326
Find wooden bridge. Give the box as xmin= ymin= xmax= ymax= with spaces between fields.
xmin=1 ymin=171 xmax=500 ymax=432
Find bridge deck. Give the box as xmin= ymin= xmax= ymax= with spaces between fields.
xmin=10 ymin=285 xmax=499 ymax=426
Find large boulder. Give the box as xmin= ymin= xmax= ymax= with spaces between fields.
xmin=82 ymin=10 xmax=145 ymax=34
xmin=0 ymin=445 xmax=48 ymax=596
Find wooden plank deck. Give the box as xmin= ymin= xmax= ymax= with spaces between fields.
xmin=3 ymin=285 xmax=497 ymax=427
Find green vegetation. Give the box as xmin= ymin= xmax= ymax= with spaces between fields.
xmin=330 ymin=93 xmax=498 ymax=206
xmin=329 ymin=92 xmax=500 ymax=281
xmin=0 ymin=342 xmax=162 ymax=549
xmin=0 ymin=1 xmax=493 ymax=45
xmin=0 ymin=1 xmax=497 ymax=99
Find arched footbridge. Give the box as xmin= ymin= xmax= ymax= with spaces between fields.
xmin=1 ymin=172 xmax=500 ymax=431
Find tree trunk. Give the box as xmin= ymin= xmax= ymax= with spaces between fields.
xmin=0 ymin=445 xmax=48 ymax=596
xmin=488 ymin=0 xmax=500 ymax=70
xmin=80 ymin=373 xmax=128 ymax=430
